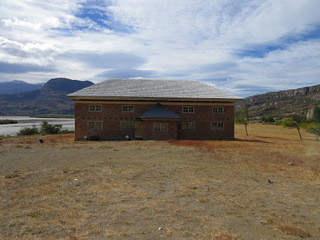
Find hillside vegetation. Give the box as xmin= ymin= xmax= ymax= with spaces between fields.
xmin=0 ymin=124 xmax=319 ymax=239
xmin=236 ymin=84 xmax=320 ymax=120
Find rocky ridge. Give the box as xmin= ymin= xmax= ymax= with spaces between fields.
xmin=236 ymin=84 xmax=320 ymax=120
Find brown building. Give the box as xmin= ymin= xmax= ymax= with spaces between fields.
xmin=68 ymin=79 xmax=241 ymax=140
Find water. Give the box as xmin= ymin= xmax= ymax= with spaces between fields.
xmin=0 ymin=116 xmax=75 ymax=136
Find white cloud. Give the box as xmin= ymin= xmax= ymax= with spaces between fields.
xmin=0 ymin=0 xmax=319 ymax=96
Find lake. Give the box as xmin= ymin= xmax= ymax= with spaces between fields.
xmin=0 ymin=116 xmax=75 ymax=136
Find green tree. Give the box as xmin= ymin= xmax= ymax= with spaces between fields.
xmin=281 ymin=120 xmax=302 ymax=140
xmin=40 ymin=121 xmax=62 ymax=134
xmin=236 ymin=103 xmax=249 ymax=136
xmin=307 ymin=123 xmax=320 ymax=141
xmin=312 ymin=106 xmax=320 ymax=123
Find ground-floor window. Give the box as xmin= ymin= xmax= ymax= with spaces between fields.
xmin=88 ymin=121 xmax=103 ymax=130
xmin=153 ymin=122 xmax=168 ymax=132
xmin=120 ymin=121 xmax=135 ymax=130
xmin=211 ymin=122 xmax=224 ymax=130
xmin=181 ymin=121 xmax=195 ymax=130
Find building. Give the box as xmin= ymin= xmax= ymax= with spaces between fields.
xmin=67 ymin=79 xmax=241 ymax=140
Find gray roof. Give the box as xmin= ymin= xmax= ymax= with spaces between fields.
xmin=68 ymin=79 xmax=241 ymax=101
xmin=140 ymin=103 xmax=181 ymax=119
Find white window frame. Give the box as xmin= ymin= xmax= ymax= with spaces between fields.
xmin=88 ymin=121 xmax=103 ymax=130
xmin=213 ymin=107 xmax=224 ymax=114
xmin=182 ymin=106 xmax=194 ymax=113
xmin=89 ymin=105 xmax=102 ymax=112
xmin=122 ymin=105 xmax=134 ymax=112
xmin=211 ymin=122 xmax=224 ymax=130
xmin=120 ymin=121 xmax=135 ymax=130
xmin=153 ymin=122 xmax=168 ymax=132
xmin=181 ymin=121 xmax=195 ymax=130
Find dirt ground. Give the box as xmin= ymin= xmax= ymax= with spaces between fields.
xmin=0 ymin=124 xmax=319 ymax=240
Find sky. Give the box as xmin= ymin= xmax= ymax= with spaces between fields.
xmin=0 ymin=0 xmax=320 ymax=97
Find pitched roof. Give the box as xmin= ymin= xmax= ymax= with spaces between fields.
xmin=68 ymin=79 xmax=241 ymax=101
xmin=140 ymin=103 xmax=181 ymax=119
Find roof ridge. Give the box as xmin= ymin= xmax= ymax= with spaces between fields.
xmin=68 ymin=79 xmax=242 ymax=101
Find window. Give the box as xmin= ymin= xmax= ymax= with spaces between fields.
xmin=122 ymin=105 xmax=134 ymax=112
xmin=89 ymin=105 xmax=102 ymax=112
xmin=181 ymin=121 xmax=195 ymax=130
xmin=153 ymin=122 xmax=168 ymax=132
xmin=120 ymin=121 xmax=135 ymax=130
xmin=211 ymin=122 xmax=224 ymax=130
xmin=213 ymin=107 xmax=224 ymax=114
xmin=182 ymin=106 xmax=194 ymax=113
xmin=88 ymin=121 xmax=103 ymax=130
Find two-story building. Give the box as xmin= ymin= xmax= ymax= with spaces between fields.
xmin=67 ymin=79 xmax=241 ymax=140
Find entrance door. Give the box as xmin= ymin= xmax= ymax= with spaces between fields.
xmin=135 ymin=121 xmax=144 ymax=139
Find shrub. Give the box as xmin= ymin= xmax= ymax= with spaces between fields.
xmin=0 ymin=119 xmax=18 ymax=124
xmin=17 ymin=126 xmax=39 ymax=136
xmin=261 ymin=116 xmax=275 ymax=123
xmin=59 ymin=129 xmax=75 ymax=134
xmin=312 ymin=106 xmax=320 ymax=123
xmin=40 ymin=121 xmax=62 ymax=134
xmin=307 ymin=123 xmax=320 ymax=141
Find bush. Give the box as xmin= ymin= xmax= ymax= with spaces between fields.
xmin=307 ymin=123 xmax=320 ymax=140
xmin=40 ymin=121 xmax=62 ymax=134
xmin=261 ymin=116 xmax=275 ymax=123
xmin=312 ymin=106 xmax=320 ymax=123
xmin=59 ymin=129 xmax=75 ymax=134
xmin=0 ymin=119 xmax=18 ymax=124
xmin=17 ymin=126 xmax=39 ymax=136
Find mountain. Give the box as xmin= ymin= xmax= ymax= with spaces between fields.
xmin=0 ymin=80 xmax=44 ymax=94
xmin=236 ymin=84 xmax=320 ymax=120
xmin=0 ymin=78 xmax=93 ymax=116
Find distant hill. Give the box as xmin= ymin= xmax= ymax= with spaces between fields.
xmin=0 ymin=78 xmax=93 ymax=116
xmin=0 ymin=80 xmax=44 ymax=94
xmin=236 ymin=84 xmax=320 ymax=120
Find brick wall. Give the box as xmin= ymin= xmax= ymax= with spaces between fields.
xmin=74 ymin=101 xmax=235 ymax=140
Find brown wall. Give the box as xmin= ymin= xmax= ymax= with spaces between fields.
xmin=74 ymin=101 xmax=235 ymax=140
xmin=142 ymin=120 xmax=178 ymax=140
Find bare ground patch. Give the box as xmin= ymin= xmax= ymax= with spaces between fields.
xmin=0 ymin=125 xmax=319 ymax=239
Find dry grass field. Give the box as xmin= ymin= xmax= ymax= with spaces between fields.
xmin=0 ymin=124 xmax=319 ymax=240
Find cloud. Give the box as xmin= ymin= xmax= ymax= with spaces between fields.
xmin=0 ymin=0 xmax=320 ymax=97
xmin=0 ymin=62 xmax=55 ymax=74
xmin=96 ymin=68 xmax=158 ymax=79
xmin=62 ymin=52 xmax=146 ymax=69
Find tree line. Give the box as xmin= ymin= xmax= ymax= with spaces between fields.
xmin=17 ymin=121 xmax=73 ymax=136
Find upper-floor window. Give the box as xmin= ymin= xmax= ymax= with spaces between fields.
xmin=181 ymin=121 xmax=195 ymax=130
xmin=122 ymin=105 xmax=134 ymax=112
xmin=89 ymin=105 xmax=102 ymax=112
xmin=211 ymin=122 xmax=224 ymax=130
xmin=182 ymin=106 xmax=194 ymax=113
xmin=213 ymin=107 xmax=224 ymax=114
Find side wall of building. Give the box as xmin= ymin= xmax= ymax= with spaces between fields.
xmin=74 ymin=101 xmax=235 ymax=140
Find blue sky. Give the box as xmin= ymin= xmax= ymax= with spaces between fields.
xmin=0 ymin=0 xmax=319 ymax=97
